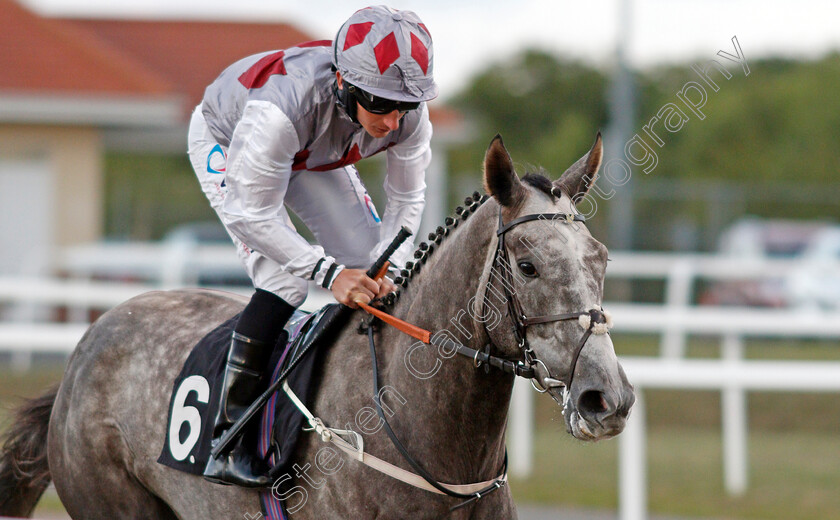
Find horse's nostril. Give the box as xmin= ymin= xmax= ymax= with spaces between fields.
xmin=578 ymin=390 xmax=608 ymax=415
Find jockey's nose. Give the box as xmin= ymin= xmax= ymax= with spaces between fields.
xmin=383 ymin=110 xmax=402 ymax=130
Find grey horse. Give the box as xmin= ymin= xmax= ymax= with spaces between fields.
xmin=0 ymin=135 xmax=634 ymax=519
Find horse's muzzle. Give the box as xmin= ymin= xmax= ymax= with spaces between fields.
xmin=563 ymin=365 xmax=635 ymax=441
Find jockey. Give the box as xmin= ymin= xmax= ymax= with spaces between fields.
xmin=188 ymin=5 xmax=438 ymax=487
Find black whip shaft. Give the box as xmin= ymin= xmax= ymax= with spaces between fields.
xmin=366 ymin=226 xmax=412 ymax=279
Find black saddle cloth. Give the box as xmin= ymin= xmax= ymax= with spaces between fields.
xmin=157 ymin=304 xmax=338 ymax=478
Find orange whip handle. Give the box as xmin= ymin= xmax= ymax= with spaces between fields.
xmin=373 ymin=261 xmax=391 ymax=283
xmin=354 ymin=227 xmax=430 ymax=343
xmin=358 ymin=260 xmax=432 ymax=344
xmin=357 ymin=301 xmax=431 ymax=344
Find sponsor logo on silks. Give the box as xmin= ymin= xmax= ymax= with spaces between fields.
xmin=364 ymin=194 xmax=381 ymax=223
xmin=206 ymin=144 xmax=227 ymax=174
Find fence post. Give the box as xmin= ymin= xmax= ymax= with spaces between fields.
xmin=619 ymin=389 xmax=646 ymax=520
xmin=7 ymin=298 xmax=36 ymax=372
xmin=508 ymin=377 xmax=534 ymax=478
xmin=161 ymin=240 xmax=193 ymax=288
xmin=68 ymin=276 xmax=93 ymax=323
xmin=722 ymin=333 xmax=748 ymax=495
xmin=661 ymin=259 xmax=693 ymax=358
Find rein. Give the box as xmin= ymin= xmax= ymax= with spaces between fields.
xmin=279 ymin=318 xmax=508 ymax=512
xmin=357 ymin=301 xmax=535 ymax=379
xmin=365 ymin=325 xmax=508 ymax=510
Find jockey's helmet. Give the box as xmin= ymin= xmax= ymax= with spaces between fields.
xmin=332 ymin=6 xmax=438 ymax=121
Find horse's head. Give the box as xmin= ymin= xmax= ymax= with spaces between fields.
xmin=480 ymin=134 xmax=634 ymax=441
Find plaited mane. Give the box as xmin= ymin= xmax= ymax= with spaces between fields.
xmin=380 ymin=191 xmax=489 ymax=308
xmin=381 ymin=172 xmax=555 ymax=308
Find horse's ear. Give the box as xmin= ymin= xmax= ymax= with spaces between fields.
xmin=483 ymin=134 xmax=526 ymax=208
xmin=555 ymin=132 xmax=603 ymax=202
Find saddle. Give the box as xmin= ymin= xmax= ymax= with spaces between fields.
xmin=157 ymin=304 xmax=338 ymax=481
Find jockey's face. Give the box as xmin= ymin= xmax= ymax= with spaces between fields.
xmin=355 ymin=105 xmax=405 ymax=138
xmin=336 ymin=71 xmax=406 ymax=138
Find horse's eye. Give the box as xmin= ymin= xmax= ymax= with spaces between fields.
xmin=517 ymin=261 xmax=538 ymax=277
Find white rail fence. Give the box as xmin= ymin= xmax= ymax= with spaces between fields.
xmin=508 ymin=306 xmax=840 ymax=503
xmin=0 ymin=276 xmax=332 ymax=365
xmin=58 ymin=241 xmax=248 ymax=288
xmin=509 ymin=252 xmax=840 ymax=519
xmin=0 ymin=242 xmax=334 ymax=367
xmin=606 ymin=251 xmax=833 ymax=357
xmin=2 ymin=246 xmax=840 ymax=520
xmin=617 ymin=358 xmax=840 ymax=520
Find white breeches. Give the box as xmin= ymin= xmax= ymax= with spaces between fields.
xmin=188 ymin=108 xmax=381 ymax=307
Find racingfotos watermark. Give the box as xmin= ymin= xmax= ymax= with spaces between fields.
xmin=574 ymin=35 xmax=750 ymax=219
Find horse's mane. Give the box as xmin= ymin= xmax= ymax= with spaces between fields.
xmin=384 ymin=190 xmax=487 ymax=305
xmin=383 ymin=172 xmax=554 ymax=308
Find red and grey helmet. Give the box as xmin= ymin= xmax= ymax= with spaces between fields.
xmin=333 ymin=6 xmax=438 ymax=104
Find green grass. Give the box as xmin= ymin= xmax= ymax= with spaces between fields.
xmin=508 ymin=427 xmax=840 ymax=520
xmin=0 ymin=362 xmax=65 ymax=403
xmin=3 ymin=335 xmax=840 ymax=519
xmin=33 ymin=488 xmax=67 ymax=518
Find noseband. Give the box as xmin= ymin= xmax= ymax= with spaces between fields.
xmin=488 ymin=207 xmax=612 ymax=395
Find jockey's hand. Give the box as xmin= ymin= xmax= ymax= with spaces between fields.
xmin=377 ymin=277 xmax=397 ymax=299
xmin=331 ymin=269 xmax=379 ymax=308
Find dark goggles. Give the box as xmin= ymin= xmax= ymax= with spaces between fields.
xmin=347 ymin=83 xmax=420 ymax=115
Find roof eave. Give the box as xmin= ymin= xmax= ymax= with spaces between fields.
xmin=0 ymin=93 xmax=185 ymax=127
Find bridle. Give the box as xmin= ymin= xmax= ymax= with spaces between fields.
xmin=364 ymin=203 xmax=614 ymax=510
xmin=369 ymin=202 xmax=614 ymax=395
xmin=486 ymin=206 xmax=612 ymax=399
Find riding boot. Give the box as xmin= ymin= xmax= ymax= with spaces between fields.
xmin=203 ymin=289 xmax=295 ymax=488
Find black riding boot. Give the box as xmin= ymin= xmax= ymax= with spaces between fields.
xmin=203 ymin=289 xmax=295 ymax=487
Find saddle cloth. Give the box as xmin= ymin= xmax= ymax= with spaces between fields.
xmin=157 ymin=304 xmax=337 ymax=493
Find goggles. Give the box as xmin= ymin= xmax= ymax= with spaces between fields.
xmin=347 ymin=83 xmax=420 ymax=115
